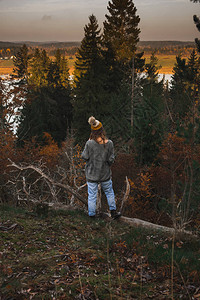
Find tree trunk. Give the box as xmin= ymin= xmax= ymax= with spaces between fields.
xmin=131 ymin=56 xmax=134 ymax=129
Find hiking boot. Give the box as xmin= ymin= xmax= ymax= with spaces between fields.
xmin=89 ymin=215 xmax=96 ymax=219
xmin=110 ymin=210 xmax=121 ymax=219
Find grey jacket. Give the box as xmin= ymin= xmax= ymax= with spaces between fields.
xmin=81 ymin=139 xmax=115 ymax=182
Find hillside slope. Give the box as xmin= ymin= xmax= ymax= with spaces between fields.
xmin=0 ymin=205 xmax=199 ymax=299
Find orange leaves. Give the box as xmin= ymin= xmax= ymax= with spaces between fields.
xmin=116 ymin=241 xmax=127 ymax=251
xmin=129 ymin=171 xmax=154 ymax=202
xmin=0 ymin=130 xmax=16 ymax=174
xmin=39 ymin=132 xmax=60 ymax=167
xmin=17 ymin=133 xmax=60 ymax=168
xmin=1 ymin=264 xmax=13 ymax=276
xmin=158 ymin=133 xmax=194 ymax=170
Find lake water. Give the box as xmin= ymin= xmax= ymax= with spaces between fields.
xmin=158 ymin=73 xmax=172 ymax=83
xmin=1 ymin=73 xmax=173 ymax=134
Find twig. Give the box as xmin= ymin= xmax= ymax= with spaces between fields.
xmin=106 ymin=223 xmax=113 ymax=300
xmin=8 ymin=159 xmax=87 ymax=205
xmin=171 ymin=233 xmax=175 ymax=300
xmin=120 ymin=176 xmax=130 ymax=214
xmin=175 ymin=261 xmax=192 ymax=300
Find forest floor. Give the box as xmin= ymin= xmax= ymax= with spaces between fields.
xmin=0 ymin=205 xmax=200 ymax=299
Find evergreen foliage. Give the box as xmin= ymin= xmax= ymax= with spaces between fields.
xmin=102 ymin=0 xmax=144 ymax=144
xmin=48 ymin=49 xmax=70 ymax=89
xmin=29 ymin=48 xmax=50 ymax=87
xmin=170 ymin=51 xmax=200 ymax=120
xmin=13 ymin=44 xmax=30 ymax=80
xmin=73 ymin=15 xmax=110 ymax=144
xmin=133 ymin=53 xmax=166 ymax=165
xmin=17 ymin=50 xmax=72 ymax=146
xmin=190 ymin=0 xmax=200 ymax=51
xmin=74 ymin=15 xmax=102 ymax=80
xmin=103 ymin=0 xmax=140 ymax=62
xmin=194 ymin=15 xmax=200 ymax=52
xmin=170 ymin=50 xmax=200 ymax=144
xmin=103 ymin=85 xmax=132 ymax=149
xmin=103 ymin=0 xmax=142 ymax=91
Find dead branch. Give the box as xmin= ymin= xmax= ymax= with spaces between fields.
xmin=120 ymin=176 xmax=130 ymax=214
xmin=0 ymin=223 xmax=19 ymax=231
xmin=70 ymin=183 xmax=87 ymax=206
xmin=8 ymin=159 xmax=87 ymax=206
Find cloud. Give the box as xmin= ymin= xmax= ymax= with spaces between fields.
xmin=42 ymin=15 xmax=52 ymax=22
xmin=135 ymin=0 xmax=186 ymax=6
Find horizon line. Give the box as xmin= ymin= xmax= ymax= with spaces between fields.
xmin=0 ymin=39 xmax=195 ymax=44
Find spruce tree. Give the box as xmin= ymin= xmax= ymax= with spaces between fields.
xmin=45 ymin=49 xmax=70 ymax=89
xmin=73 ymin=15 xmax=109 ymax=144
xmin=103 ymin=0 xmax=140 ymax=62
xmin=74 ymin=14 xmax=102 ymax=79
xmin=103 ymin=0 xmax=143 ymax=134
xmin=170 ymin=51 xmax=199 ymax=120
xmin=190 ymin=0 xmax=200 ymax=51
xmin=13 ymin=44 xmax=30 ymax=81
xmin=29 ymin=48 xmax=50 ymax=87
xmin=103 ymin=0 xmax=141 ymax=88
xmin=145 ymin=52 xmax=161 ymax=84
xmin=133 ymin=53 xmax=166 ymax=165
xmin=17 ymin=50 xmax=72 ymax=146
xmin=170 ymin=50 xmax=200 ymax=144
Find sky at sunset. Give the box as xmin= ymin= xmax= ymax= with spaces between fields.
xmin=0 ymin=0 xmax=199 ymax=42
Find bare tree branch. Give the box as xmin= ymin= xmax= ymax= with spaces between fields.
xmin=8 ymin=159 xmax=87 ymax=206
xmin=120 ymin=176 xmax=130 ymax=214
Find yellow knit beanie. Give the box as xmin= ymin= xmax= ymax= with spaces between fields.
xmin=88 ymin=116 xmax=103 ymax=131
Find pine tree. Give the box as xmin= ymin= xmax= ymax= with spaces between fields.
xmin=74 ymin=15 xmax=102 ymax=80
xmin=190 ymin=0 xmax=200 ymax=51
xmin=170 ymin=51 xmax=200 ymax=144
xmin=103 ymin=0 xmax=143 ymax=132
xmin=103 ymin=0 xmax=140 ymax=62
xmin=48 ymin=49 xmax=70 ymax=89
xmin=73 ymin=15 xmax=110 ymax=144
xmin=17 ymin=50 xmax=72 ymax=146
xmin=29 ymin=48 xmax=50 ymax=87
xmin=133 ymin=53 xmax=166 ymax=165
xmin=170 ymin=54 xmax=190 ymax=119
xmin=13 ymin=44 xmax=30 ymax=80
xmin=170 ymin=51 xmax=199 ymax=120
xmin=103 ymin=0 xmax=141 ymax=87
xmin=145 ymin=52 xmax=161 ymax=83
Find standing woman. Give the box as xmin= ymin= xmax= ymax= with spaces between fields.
xmin=81 ymin=116 xmax=121 ymax=219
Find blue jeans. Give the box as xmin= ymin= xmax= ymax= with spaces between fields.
xmin=87 ymin=179 xmax=116 ymax=216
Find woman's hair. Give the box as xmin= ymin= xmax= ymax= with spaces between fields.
xmin=90 ymin=128 xmax=107 ymax=145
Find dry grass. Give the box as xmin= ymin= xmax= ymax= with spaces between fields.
xmin=143 ymin=54 xmax=190 ymax=74
xmin=0 ymin=205 xmax=199 ymax=299
xmin=0 ymin=54 xmax=191 ymax=76
xmin=0 ymin=67 xmax=14 ymax=75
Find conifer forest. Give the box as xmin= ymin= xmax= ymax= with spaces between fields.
xmin=0 ymin=0 xmax=200 ymax=299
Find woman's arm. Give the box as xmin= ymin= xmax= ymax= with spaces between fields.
xmin=107 ymin=141 xmax=115 ymax=166
xmin=81 ymin=142 xmax=90 ymax=161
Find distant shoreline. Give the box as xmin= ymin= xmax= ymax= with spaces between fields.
xmin=0 ymin=40 xmax=195 ymax=48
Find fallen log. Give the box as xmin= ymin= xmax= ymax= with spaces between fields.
xmin=98 ymin=211 xmax=198 ymax=241
xmin=119 ymin=216 xmax=198 ymax=241
xmin=8 ymin=160 xmax=198 ymax=241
